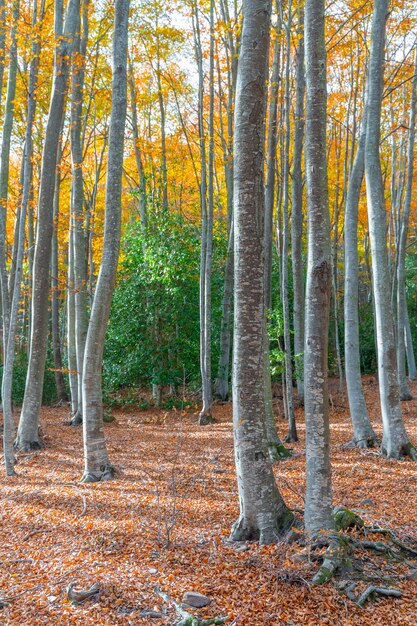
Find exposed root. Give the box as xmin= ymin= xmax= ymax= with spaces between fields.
xmin=80 ymin=465 xmax=116 ymax=483
xmin=357 ymin=585 xmax=402 ymax=607
xmin=302 ymin=507 xmax=417 ymax=598
xmin=230 ymin=508 xmax=294 ymax=545
xmin=69 ymin=413 xmax=83 ymax=426
xmin=198 ymin=412 xmax=215 ymax=426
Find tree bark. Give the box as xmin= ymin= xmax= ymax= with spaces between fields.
xmin=344 ymin=108 xmax=377 ymax=448
xmin=230 ymin=0 xmax=293 ymax=545
xmin=364 ymin=0 xmax=416 ymax=460
xmin=291 ymin=2 xmax=305 ymax=406
xmin=16 ymin=0 xmax=78 ymax=451
xmin=70 ymin=0 xmax=90 ymax=423
xmin=81 ymin=0 xmax=130 ymax=482
xmin=396 ymin=48 xmax=417 ymax=401
xmin=304 ymin=0 xmax=333 ymax=534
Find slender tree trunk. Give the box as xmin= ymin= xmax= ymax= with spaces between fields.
xmin=396 ymin=48 xmax=417 ymax=401
xmin=304 ymin=0 xmax=333 ymax=534
xmin=67 ymin=227 xmax=78 ymax=416
xmin=281 ymin=3 xmax=297 ymax=442
xmin=1 ymin=0 xmax=21 ymax=475
xmin=16 ymin=0 xmax=78 ymax=451
xmin=81 ymin=0 xmax=130 ymax=482
xmin=70 ymin=0 xmax=90 ymax=424
xmin=263 ymin=11 xmax=289 ymax=460
xmin=128 ymin=62 xmax=147 ymax=228
xmin=344 ymin=108 xmax=377 ymax=448
xmin=405 ymin=302 xmax=417 ymax=379
xmin=51 ymin=144 xmax=68 ymax=404
xmin=230 ymin=0 xmax=293 ymax=545
xmin=364 ymin=0 xmax=416 ymax=460
xmin=291 ymin=2 xmax=305 ymax=406
xmin=193 ymin=0 xmax=213 ymax=424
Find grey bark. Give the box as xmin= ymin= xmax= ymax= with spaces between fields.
xmin=344 ymin=108 xmax=377 ymax=448
xmin=128 ymin=62 xmax=147 ymax=228
xmin=193 ymin=0 xmax=213 ymax=424
xmin=405 ymin=302 xmax=417 ymax=379
xmin=51 ymin=143 xmax=68 ymax=404
xmin=81 ymin=0 xmax=130 ymax=482
xmin=304 ymin=0 xmax=333 ymax=534
xmin=281 ymin=3 xmax=297 ymax=442
xmin=291 ymin=3 xmax=305 ymax=405
xmin=16 ymin=0 xmax=78 ymax=451
xmin=230 ymin=0 xmax=293 ymax=545
xmin=263 ymin=12 xmax=289 ymax=459
xmin=364 ymin=0 xmax=416 ymax=459
xmin=67 ymin=227 xmax=78 ymax=416
xmin=0 ymin=0 xmax=21 ymax=475
xmin=396 ymin=47 xmax=417 ymax=401
xmin=70 ymin=0 xmax=90 ymax=423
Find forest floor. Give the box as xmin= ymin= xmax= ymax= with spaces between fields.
xmin=1 ymin=377 xmax=417 ymax=625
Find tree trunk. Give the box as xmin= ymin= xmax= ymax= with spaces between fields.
xmin=263 ymin=12 xmax=289 ymax=459
xmin=396 ymin=48 xmax=417 ymax=401
xmin=304 ymin=0 xmax=333 ymax=534
xmin=364 ymin=0 xmax=416 ymax=460
xmin=405 ymin=302 xmax=417 ymax=379
xmin=0 ymin=0 xmax=22 ymax=475
xmin=344 ymin=109 xmax=377 ymax=448
xmin=16 ymin=0 xmax=78 ymax=451
xmin=81 ymin=0 xmax=130 ymax=482
xmin=70 ymin=0 xmax=90 ymax=423
xmin=230 ymin=0 xmax=293 ymax=545
xmin=291 ymin=2 xmax=305 ymax=406
xmin=281 ymin=3 xmax=297 ymax=442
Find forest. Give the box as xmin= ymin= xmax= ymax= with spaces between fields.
xmin=0 ymin=0 xmax=417 ymax=623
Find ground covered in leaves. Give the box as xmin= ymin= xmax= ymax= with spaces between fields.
xmin=1 ymin=378 xmax=417 ymax=625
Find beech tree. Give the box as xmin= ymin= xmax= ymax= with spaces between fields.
xmin=230 ymin=0 xmax=292 ymax=544
xmin=364 ymin=0 xmax=416 ymax=460
xmin=15 ymin=0 xmax=79 ymax=451
xmin=81 ymin=0 xmax=130 ymax=482
xmin=304 ymin=0 xmax=333 ymax=534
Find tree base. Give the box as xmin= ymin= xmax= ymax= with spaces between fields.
xmin=400 ymin=391 xmax=413 ymax=402
xmin=14 ymin=438 xmax=42 ymax=452
xmin=198 ymin=412 xmax=215 ymax=426
xmin=230 ymin=508 xmax=294 ymax=545
xmin=69 ymin=413 xmax=83 ymax=426
xmin=80 ymin=465 xmax=116 ymax=483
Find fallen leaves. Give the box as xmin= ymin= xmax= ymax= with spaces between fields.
xmin=0 ymin=378 xmax=416 ymax=624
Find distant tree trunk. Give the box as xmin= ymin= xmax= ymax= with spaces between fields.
xmin=281 ymin=3 xmax=297 ymax=442
xmin=128 ymin=62 xmax=147 ymax=228
xmin=15 ymin=0 xmax=78 ymax=451
xmin=344 ymin=109 xmax=377 ymax=448
xmin=364 ymin=0 xmax=416 ymax=459
xmin=1 ymin=0 xmax=22 ymax=475
xmin=230 ymin=0 xmax=293 ymax=545
xmin=51 ymin=143 xmax=68 ymax=404
xmin=291 ymin=2 xmax=305 ymax=406
xmin=81 ymin=0 xmax=130 ymax=482
xmin=67 ymin=228 xmax=78 ymax=416
xmin=193 ymin=0 xmax=213 ymax=424
xmin=70 ymin=0 xmax=90 ymax=424
xmin=214 ymin=0 xmax=237 ymax=401
xmin=396 ymin=48 xmax=417 ymax=401
xmin=304 ymin=0 xmax=333 ymax=534
xmin=405 ymin=302 xmax=417 ymax=379
xmin=263 ymin=11 xmax=289 ymax=460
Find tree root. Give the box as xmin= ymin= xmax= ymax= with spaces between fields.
xmin=155 ymin=587 xmax=227 ymax=626
xmin=80 ymin=465 xmax=116 ymax=483
xmin=357 ymin=585 xmax=402 ymax=607
xmin=306 ymin=506 xmax=417 ymax=598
